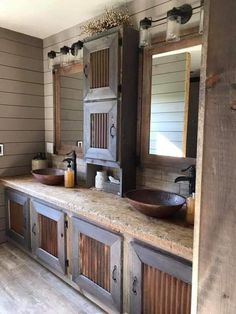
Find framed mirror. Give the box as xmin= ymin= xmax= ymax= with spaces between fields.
xmin=53 ymin=63 xmax=83 ymax=155
xmin=140 ymin=34 xmax=202 ymax=166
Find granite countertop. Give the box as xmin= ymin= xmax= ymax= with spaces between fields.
xmin=0 ymin=175 xmax=193 ymax=261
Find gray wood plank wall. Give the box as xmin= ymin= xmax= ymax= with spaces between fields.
xmin=43 ymin=0 xmax=200 ymax=194
xmin=0 ymin=27 xmax=44 ymax=243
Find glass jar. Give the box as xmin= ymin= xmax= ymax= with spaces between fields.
xmin=95 ymin=171 xmax=107 ymax=190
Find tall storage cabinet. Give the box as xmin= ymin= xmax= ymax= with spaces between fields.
xmin=83 ymin=27 xmax=139 ymax=195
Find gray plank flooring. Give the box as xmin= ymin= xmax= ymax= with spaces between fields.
xmin=0 ymin=242 xmax=105 ymax=314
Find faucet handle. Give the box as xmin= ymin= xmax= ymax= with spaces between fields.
xmin=63 ymin=157 xmax=72 ymax=162
xmin=66 ymin=150 xmax=76 ymax=157
xmin=182 ymin=165 xmax=196 ymax=178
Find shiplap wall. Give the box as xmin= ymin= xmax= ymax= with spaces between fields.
xmin=43 ymin=0 xmax=200 ymax=193
xmin=0 ymin=28 xmax=44 ymax=243
xmin=60 ymin=72 xmax=83 ymax=145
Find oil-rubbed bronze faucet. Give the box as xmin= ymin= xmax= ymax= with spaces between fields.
xmin=174 ymin=165 xmax=196 ymax=195
xmin=63 ymin=150 xmax=77 ymax=186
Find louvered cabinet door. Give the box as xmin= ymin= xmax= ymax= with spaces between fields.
xmin=84 ymin=100 xmax=117 ymax=161
xmin=83 ymin=32 xmax=118 ymax=101
xmin=71 ymin=217 xmax=122 ymax=313
xmin=5 ymin=189 xmax=30 ymax=250
xmin=129 ymin=241 xmax=192 ymax=314
xmin=31 ymin=200 xmax=66 ymax=274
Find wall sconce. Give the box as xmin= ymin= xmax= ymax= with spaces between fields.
xmin=60 ymin=46 xmax=70 ymax=66
xmin=47 ymin=40 xmax=83 ymax=69
xmin=139 ymin=2 xmax=203 ymax=48
xmin=139 ymin=17 xmax=152 ymax=48
xmin=166 ymin=4 xmax=192 ymax=41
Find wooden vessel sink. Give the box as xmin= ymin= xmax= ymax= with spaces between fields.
xmin=31 ymin=168 xmax=65 ymax=186
xmin=125 ymin=189 xmax=186 ymax=218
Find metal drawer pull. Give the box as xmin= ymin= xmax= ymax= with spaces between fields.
xmin=23 ymin=216 xmax=27 ymax=229
xmin=132 ymin=276 xmax=138 ymax=295
xmin=32 ymin=223 xmax=36 ymax=236
xmin=83 ymin=64 xmax=89 ymax=78
xmin=112 ymin=265 xmax=117 ymax=282
xmin=110 ymin=124 xmax=116 ymax=138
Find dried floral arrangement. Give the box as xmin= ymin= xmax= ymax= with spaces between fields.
xmin=81 ymin=8 xmax=132 ymax=36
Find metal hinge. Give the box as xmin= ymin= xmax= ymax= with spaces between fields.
xmin=65 ymin=259 xmax=69 ymax=267
xmin=119 ymin=37 xmax=122 ymax=46
xmin=118 ymin=84 xmax=122 ymax=93
xmin=65 ymin=220 xmax=68 ymax=229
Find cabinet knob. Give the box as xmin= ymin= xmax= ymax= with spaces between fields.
xmin=132 ymin=276 xmax=138 ymax=295
xmin=84 ymin=64 xmax=89 ymax=78
xmin=112 ymin=265 xmax=117 ymax=282
xmin=110 ymin=124 xmax=116 ymax=138
xmin=23 ymin=216 xmax=27 ymax=229
xmin=32 ymin=223 xmax=36 ymax=236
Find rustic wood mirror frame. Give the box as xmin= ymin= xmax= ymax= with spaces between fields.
xmin=140 ymin=32 xmax=203 ymax=168
xmin=53 ymin=63 xmax=83 ymax=156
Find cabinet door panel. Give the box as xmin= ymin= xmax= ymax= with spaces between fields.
xmin=80 ymin=234 xmax=111 ymax=291
xmin=31 ymin=200 xmax=66 ymax=274
xmin=9 ymin=201 xmax=24 ymax=236
xmin=142 ymin=264 xmax=191 ymax=314
xmin=6 ymin=190 xmax=30 ymax=249
xmin=39 ymin=214 xmax=58 ymax=257
xmin=129 ymin=241 xmax=192 ymax=314
xmin=83 ymin=32 xmax=118 ymax=101
xmin=71 ymin=217 xmax=122 ymax=313
xmin=84 ymin=100 xmax=117 ymax=161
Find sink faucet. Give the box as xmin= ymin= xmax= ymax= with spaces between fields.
xmin=63 ymin=150 xmax=77 ymax=186
xmin=174 ymin=165 xmax=196 ymax=195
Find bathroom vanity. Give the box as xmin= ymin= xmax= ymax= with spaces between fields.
xmin=1 ymin=176 xmax=193 ymax=313
xmin=0 ymin=21 xmax=201 ymax=314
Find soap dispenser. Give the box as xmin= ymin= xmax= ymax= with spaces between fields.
xmin=63 ymin=158 xmax=75 ymax=188
xmin=186 ymin=192 xmax=195 ymax=225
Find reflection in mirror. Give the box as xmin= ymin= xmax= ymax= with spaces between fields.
xmin=60 ymin=71 xmax=83 ymax=146
xmin=149 ymin=45 xmax=201 ymax=158
xmin=54 ymin=63 xmax=83 ymax=154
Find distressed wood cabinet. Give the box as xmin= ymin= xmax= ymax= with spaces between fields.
xmin=5 ymin=189 xmax=30 ymax=250
xmin=84 ymin=100 xmax=117 ymax=162
xmin=31 ymin=199 xmax=66 ymax=274
xmin=83 ymin=32 xmax=118 ymax=101
xmin=129 ymin=241 xmax=192 ymax=314
xmin=83 ymin=27 xmax=139 ymax=195
xmin=71 ymin=217 xmax=122 ymax=313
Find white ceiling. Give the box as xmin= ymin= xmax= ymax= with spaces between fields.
xmin=0 ymin=0 xmax=128 ymax=39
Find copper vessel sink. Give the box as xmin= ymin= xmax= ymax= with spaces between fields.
xmin=125 ymin=189 xmax=186 ymax=218
xmin=31 ymin=168 xmax=65 ymax=186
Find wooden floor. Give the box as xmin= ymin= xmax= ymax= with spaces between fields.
xmin=0 ymin=242 xmax=105 ymax=314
